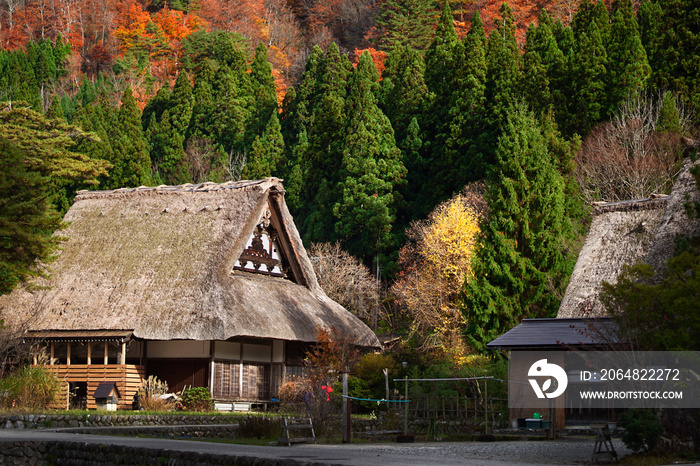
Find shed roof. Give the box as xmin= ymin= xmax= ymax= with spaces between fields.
xmin=94 ymin=382 xmax=120 ymax=399
xmin=0 ymin=178 xmax=379 ymax=348
xmin=487 ymin=317 xmax=620 ymax=349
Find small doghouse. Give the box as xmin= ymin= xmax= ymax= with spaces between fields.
xmin=94 ymin=382 xmax=120 ymax=411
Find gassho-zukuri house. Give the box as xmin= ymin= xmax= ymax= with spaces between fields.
xmin=0 ymin=178 xmax=379 ymax=410
xmin=488 ymin=156 xmax=700 ymax=428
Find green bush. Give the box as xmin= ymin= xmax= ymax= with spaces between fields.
xmin=180 ymin=387 xmax=213 ymax=412
xmin=619 ymin=409 xmax=663 ymax=452
xmin=352 ymin=353 xmax=398 ymax=400
xmin=0 ymin=366 xmax=59 ymax=410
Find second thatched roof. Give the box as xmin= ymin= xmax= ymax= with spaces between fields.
xmin=558 ymin=158 xmax=700 ymax=318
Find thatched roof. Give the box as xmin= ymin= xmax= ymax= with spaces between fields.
xmin=0 ymin=178 xmax=379 ymax=348
xmin=558 ymin=158 xmax=700 ymax=318
xmin=644 ymin=158 xmax=700 ymax=275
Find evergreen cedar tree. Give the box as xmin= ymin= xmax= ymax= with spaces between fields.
xmin=0 ymin=105 xmax=108 ymax=295
xmin=461 ymin=104 xmax=574 ymax=353
xmin=375 ymin=0 xmax=438 ymax=52
xmin=1 ymin=0 xmax=699 ymax=352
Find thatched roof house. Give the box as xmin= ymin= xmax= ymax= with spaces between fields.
xmin=558 ymin=158 xmax=700 ymax=318
xmin=0 ymin=178 xmax=378 ymax=409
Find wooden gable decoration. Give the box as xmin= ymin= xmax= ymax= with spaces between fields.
xmin=232 ymin=202 xmax=301 ymax=284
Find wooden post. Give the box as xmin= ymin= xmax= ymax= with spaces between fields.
xmin=50 ymin=342 xmax=54 ymax=365
xmin=342 ymin=372 xmax=350 ymax=443
xmin=104 ymin=342 xmax=108 ymax=365
xmin=239 ymin=342 xmax=243 ymax=398
xmin=87 ymin=341 xmax=92 ymax=365
xmin=383 ymin=368 xmax=389 ymax=400
xmin=121 ymin=341 xmax=126 ymax=365
xmin=66 ymin=342 xmax=71 ymax=365
xmin=484 ymin=378 xmax=488 ymax=435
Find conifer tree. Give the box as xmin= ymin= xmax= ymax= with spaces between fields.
xmin=380 ymin=44 xmax=428 ymax=149
xmin=280 ymin=46 xmax=323 ymax=150
xmin=606 ymin=0 xmax=650 ymax=109
xmin=0 ymin=50 xmax=39 ymax=108
xmin=169 ymin=72 xmax=195 ymax=136
xmin=526 ymin=11 xmax=570 ymax=131
xmin=72 ymin=104 xmax=115 ymax=189
xmin=638 ymin=1 xmax=664 ymax=88
xmin=334 ymin=52 xmax=407 ymax=264
xmin=380 ymin=45 xmax=428 ymax=223
xmin=45 ymin=97 xmax=64 ymax=121
xmin=112 ymin=87 xmax=152 ymax=188
xmin=572 ymin=0 xmax=610 ymax=42
xmin=282 ymin=129 xmax=307 ymax=212
xmin=522 ymin=51 xmax=553 ymax=118
xmin=301 ymin=43 xmax=352 ymax=242
xmin=483 ymin=3 xmax=523 ymax=162
xmin=395 ymin=116 xmax=424 ymax=226
xmin=445 ymin=10 xmax=488 ymax=186
xmin=210 ymin=63 xmax=252 ymax=156
xmin=0 ymin=138 xmax=63 ymax=295
xmin=187 ymin=59 xmax=217 ymax=140
xmin=461 ymin=104 xmax=571 ymax=352
xmin=247 ymin=43 xmax=278 ymax=148
xmin=0 ymin=102 xmax=109 ymax=212
xmin=30 ymin=40 xmax=57 ymax=109
xmin=148 ymin=71 xmax=195 ymax=185
xmin=420 ymin=2 xmax=462 ymax=205
xmin=242 ymin=111 xmax=285 ymax=180
xmin=143 ymin=85 xmax=171 ymax=133
xmin=278 ymin=46 xmax=323 ymax=216
xmin=571 ymin=21 xmax=608 ymax=135
xmin=646 ymin=0 xmax=700 ymax=109
xmin=375 ymin=0 xmax=437 ymax=51
xmin=308 ymin=43 xmax=351 ymax=182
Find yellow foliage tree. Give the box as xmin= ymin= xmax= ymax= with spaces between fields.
xmin=392 ymin=184 xmax=484 ymax=361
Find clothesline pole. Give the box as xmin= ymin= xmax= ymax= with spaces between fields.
xmin=404 ymin=375 xmax=408 ymax=435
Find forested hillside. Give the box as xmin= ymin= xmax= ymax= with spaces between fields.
xmin=1 ymin=0 xmax=698 ymax=355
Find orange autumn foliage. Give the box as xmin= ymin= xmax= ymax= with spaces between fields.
xmin=352 ymin=47 xmax=386 ymax=78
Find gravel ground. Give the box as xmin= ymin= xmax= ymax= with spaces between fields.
xmin=0 ymin=428 xmax=631 ymax=466
xmin=334 ymin=437 xmax=632 ymax=465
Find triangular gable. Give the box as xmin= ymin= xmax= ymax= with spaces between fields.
xmin=232 ymin=198 xmax=305 ymax=285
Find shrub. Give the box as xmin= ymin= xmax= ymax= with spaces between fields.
xmin=619 ymin=409 xmax=663 ymax=452
xmin=181 ymin=387 xmax=213 ymax=412
xmin=352 ymin=353 xmax=398 ymax=402
xmin=0 ymin=365 xmax=59 ymax=410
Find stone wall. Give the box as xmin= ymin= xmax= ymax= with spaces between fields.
xmin=1 ymin=412 xmax=484 ymax=437
xmin=0 ymin=414 xmax=236 ymax=430
xmin=0 ymin=441 xmax=326 ymax=465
